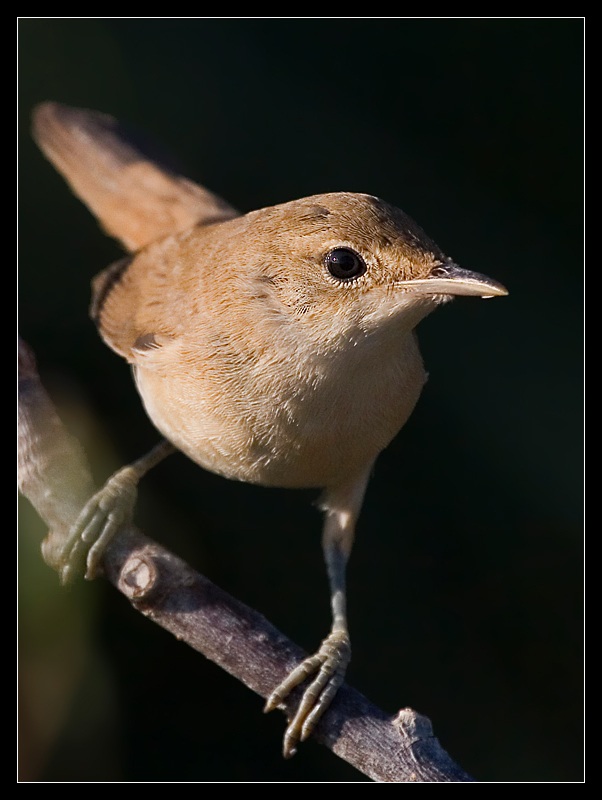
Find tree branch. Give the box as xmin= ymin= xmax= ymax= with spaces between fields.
xmin=17 ymin=337 xmax=474 ymax=783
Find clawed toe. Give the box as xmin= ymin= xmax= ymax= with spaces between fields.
xmin=57 ymin=466 xmax=139 ymax=584
xmin=265 ymin=630 xmax=351 ymax=757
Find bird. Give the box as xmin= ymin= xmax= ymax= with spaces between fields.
xmin=31 ymin=101 xmax=507 ymax=758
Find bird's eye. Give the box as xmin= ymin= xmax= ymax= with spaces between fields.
xmin=324 ymin=248 xmax=367 ymax=281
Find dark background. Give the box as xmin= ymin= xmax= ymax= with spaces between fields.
xmin=18 ymin=19 xmax=583 ymax=782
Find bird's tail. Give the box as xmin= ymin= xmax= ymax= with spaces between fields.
xmin=31 ymin=102 xmax=239 ymax=253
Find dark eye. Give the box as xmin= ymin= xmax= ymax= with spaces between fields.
xmin=324 ymin=247 xmax=367 ymax=281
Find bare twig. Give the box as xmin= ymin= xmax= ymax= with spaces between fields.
xmin=17 ymin=337 xmax=474 ymax=782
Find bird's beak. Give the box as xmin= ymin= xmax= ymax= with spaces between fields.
xmin=400 ymin=263 xmax=508 ymax=299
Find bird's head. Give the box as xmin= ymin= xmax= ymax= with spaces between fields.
xmin=230 ymin=192 xmax=507 ymax=348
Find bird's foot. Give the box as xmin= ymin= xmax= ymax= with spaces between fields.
xmin=47 ymin=465 xmax=139 ymax=585
xmin=264 ymin=629 xmax=351 ymax=758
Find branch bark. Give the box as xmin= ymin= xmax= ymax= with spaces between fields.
xmin=17 ymin=337 xmax=475 ymax=783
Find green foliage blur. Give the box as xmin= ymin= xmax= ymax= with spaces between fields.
xmin=18 ymin=18 xmax=583 ymax=782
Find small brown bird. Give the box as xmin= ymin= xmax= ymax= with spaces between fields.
xmin=32 ymin=102 xmax=507 ymax=758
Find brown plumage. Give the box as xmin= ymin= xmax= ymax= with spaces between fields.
xmin=32 ymin=102 xmax=507 ymax=758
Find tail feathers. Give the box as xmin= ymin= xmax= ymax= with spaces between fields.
xmin=32 ymin=102 xmax=239 ymax=252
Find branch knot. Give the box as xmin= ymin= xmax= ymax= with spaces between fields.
xmin=392 ymin=708 xmax=434 ymax=742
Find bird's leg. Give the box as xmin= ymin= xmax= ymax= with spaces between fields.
xmin=54 ymin=439 xmax=175 ymax=585
xmin=264 ymin=468 xmax=372 ymax=758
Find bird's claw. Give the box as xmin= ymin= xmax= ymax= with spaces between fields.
xmin=57 ymin=466 xmax=139 ymax=584
xmin=264 ymin=629 xmax=351 ymax=758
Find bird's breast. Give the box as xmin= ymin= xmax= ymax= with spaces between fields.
xmin=134 ymin=331 xmax=426 ymax=490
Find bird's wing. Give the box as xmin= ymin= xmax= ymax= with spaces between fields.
xmin=32 ymin=102 xmax=239 ymax=252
